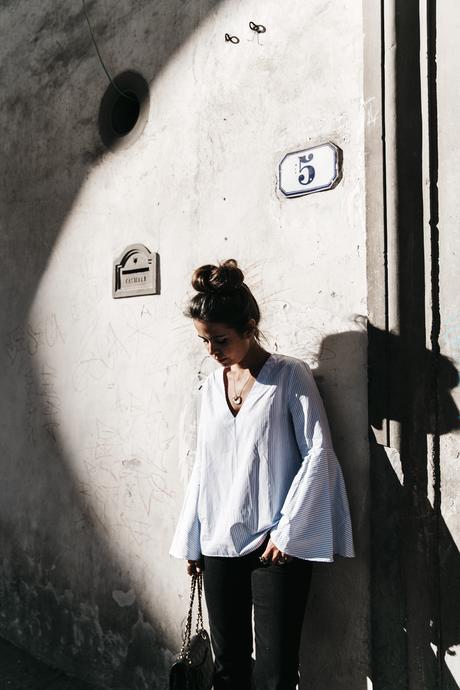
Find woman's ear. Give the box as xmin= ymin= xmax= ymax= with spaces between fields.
xmin=243 ymin=319 xmax=256 ymax=338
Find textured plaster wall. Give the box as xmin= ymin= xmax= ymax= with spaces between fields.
xmin=436 ymin=0 xmax=460 ymax=682
xmin=0 ymin=1 xmax=369 ymax=688
xmin=365 ymin=2 xmax=460 ymax=689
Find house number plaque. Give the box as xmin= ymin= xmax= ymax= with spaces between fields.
xmin=278 ymin=142 xmax=342 ymax=198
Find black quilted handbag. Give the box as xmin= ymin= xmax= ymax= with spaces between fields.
xmin=169 ymin=572 xmax=214 ymax=689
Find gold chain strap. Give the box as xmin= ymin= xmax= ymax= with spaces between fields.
xmin=179 ymin=573 xmax=205 ymax=660
xmin=195 ymin=571 xmax=204 ymax=634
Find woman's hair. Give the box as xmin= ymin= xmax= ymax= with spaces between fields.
xmin=185 ymin=259 xmax=261 ymax=340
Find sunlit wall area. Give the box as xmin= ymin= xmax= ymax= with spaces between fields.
xmin=436 ymin=0 xmax=460 ymax=681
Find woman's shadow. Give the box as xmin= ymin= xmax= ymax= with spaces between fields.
xmin=298 ymin=323 xmax=460 ymax=690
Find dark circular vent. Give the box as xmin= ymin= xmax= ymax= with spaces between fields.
xmin=111 ymin=90 xmax=140 ymax=136
xmin=99 ymin=71 xmax=149 ymax=150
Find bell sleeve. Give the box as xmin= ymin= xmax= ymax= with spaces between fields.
xmin=169 ymin=379 xmax=207 ymax=561
xmin=169 ymin=453 xmax=202 ymax=560
xmin=269 ymin=359 xmax=355 ymax=562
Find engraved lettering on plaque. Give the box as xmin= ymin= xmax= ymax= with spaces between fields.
xmin=113 ymin=244 xmax=160 ymax=298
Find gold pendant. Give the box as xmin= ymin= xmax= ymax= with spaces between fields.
xmin=233 ymin=395 xmax=243 ymax=404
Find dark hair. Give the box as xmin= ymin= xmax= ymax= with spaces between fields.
xmin=185 ymin=259 xmax=261 ymax=340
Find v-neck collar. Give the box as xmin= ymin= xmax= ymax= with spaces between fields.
xmin=221 ymin=353 xmax=274 ymax=419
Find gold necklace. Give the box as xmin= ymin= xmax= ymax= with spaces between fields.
xmin=231 ymin=371 xmax=252 ymax=405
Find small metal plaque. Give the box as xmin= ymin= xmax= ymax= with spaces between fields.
xmin=278 ymin=142 xmax=342 ymax=198
xmin=113 ymin=244 xmax=159 ymax=299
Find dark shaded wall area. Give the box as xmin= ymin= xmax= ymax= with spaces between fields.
xmin=368 ymin=2 xmax=460 ymax=689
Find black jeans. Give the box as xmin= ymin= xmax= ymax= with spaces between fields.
xmin=202 ymin=537 xmax=312 ymax=690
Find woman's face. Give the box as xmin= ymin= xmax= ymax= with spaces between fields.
xmin=193 ymin=320 xmax=253 ymax=367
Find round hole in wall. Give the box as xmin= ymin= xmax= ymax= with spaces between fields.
xmin=99 ymin=70 xmax=149 ymax=150
xmin=111 ymin=91 xmax=140 ymax=136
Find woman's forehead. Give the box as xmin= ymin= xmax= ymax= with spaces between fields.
xmin=193 ymin=320 xmax=236 ymax=338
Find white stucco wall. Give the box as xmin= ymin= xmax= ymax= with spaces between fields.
xmin=436 ymin=1 xmax=460 ymax=680
xmin=0 ymin=1 xmax=369 ymax=687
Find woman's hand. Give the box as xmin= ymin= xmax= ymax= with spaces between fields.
xmin=187 ymin=559 xmax=204 ymax=576
xmin=260 ymin=538 xmax=293 ymax=565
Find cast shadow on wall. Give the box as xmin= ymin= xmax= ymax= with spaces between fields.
xmin=299 ymin=326 xmax=369 ymax=690
xmin=368 ymin=323 xmax=460 ymax=690
xmin=374 ymin=0 xmax=460 ymax=686
xmin=299 ymin=325 xmax=459 ymax=690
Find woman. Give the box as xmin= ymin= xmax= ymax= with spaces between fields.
xmin=169 ymin=260 xmax=354 ymax=690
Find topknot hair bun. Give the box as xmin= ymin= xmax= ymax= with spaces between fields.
xmin=185 ymin=259 xmax=261 ymax=336
xmin=191 ymin=259 xmax=244 ymax=294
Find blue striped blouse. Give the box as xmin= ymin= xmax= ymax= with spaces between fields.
xmin=169 ymin=353 xmax=355 ymax=562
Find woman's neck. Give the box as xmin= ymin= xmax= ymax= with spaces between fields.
xmin=230 ymin=342 xmax=270 ymax=375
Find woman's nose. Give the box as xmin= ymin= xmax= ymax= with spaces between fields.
xmin=208 ymin=341 xmax=219 ymax=355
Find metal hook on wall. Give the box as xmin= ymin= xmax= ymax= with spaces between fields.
xmin=248 ymin=21 xmax=266 ymax=45
xmin=249 ymin=21 xmax=266 ymax=34
xmin=225 ymin=33 xmax=240 ymax=44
